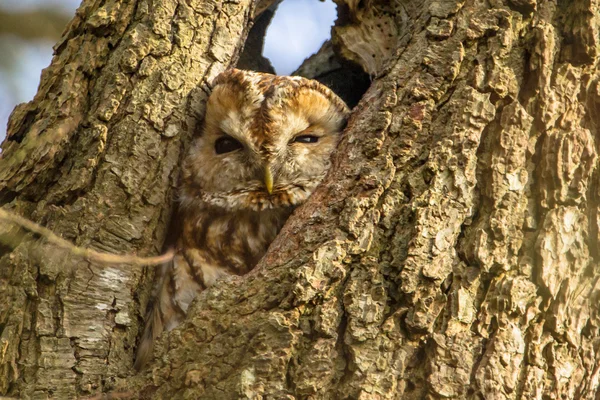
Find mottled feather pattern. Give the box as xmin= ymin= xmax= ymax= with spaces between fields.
xmin=134 ymin=69 xmax=349 ymax=369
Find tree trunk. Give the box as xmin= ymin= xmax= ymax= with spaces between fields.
xmin=2 ymin=0 xmax=600 ymax=399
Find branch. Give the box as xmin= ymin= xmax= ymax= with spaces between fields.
xmin=0 ymin=208 xmax=173 ymax=266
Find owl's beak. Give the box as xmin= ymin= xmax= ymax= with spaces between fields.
xmin=264 ymin=166 xmax=274 ymax=194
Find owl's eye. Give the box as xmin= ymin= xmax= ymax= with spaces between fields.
xmin=293 ymin=135 xmax=319 ymax=144
xmin=215 ymin=136 xmax=243 ymax=154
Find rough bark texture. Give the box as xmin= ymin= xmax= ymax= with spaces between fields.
xmin=2 ymin=0 xmax=600 ymax=399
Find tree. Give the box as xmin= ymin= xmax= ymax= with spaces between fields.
xmin=1 ymin=0 xmax=599 ymax=398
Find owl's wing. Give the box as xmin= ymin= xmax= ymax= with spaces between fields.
xmin=134 ymin=251 xmax=200 ymax=370
xmin=133 ymin=289 xmax=164 ymax=371
xmin=135 ymin=231 xmax=238 ymax=369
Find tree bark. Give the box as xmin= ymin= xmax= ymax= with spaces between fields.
xmin=2 ymin=0 xmax=600 ymax=399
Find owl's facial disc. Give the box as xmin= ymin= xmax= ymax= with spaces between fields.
xmin=179 ymin=70 xmax=349 ymax=213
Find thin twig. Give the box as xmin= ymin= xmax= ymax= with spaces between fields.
xmin=0 ymin=208 xmax=173 ymax=266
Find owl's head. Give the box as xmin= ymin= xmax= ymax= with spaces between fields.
xmin=180 ymin=69 xmax=349 ymax=212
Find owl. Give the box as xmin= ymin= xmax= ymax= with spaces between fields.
xmin=134 ymin=69 xmax=349 ymax=369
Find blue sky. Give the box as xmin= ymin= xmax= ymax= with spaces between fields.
xmin=264 ymin=0 xmax=336 ymax=74
xmin=0 ymin=0 xmax=336 ymax=141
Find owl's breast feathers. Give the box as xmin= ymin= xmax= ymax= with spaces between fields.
xmin=167 ymin=208 xmax=291 ymax=337
xmin=180 ymin=207 xmax=291 ymax=279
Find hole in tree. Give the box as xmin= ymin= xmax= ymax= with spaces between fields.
xmin=236 ymin=0 xmax=371 ymax=108
xmin=264 ymin=0 xmax=337 ymax=75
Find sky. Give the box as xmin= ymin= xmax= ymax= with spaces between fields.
xmin=0 ymin=0 xmax=336 ymax=142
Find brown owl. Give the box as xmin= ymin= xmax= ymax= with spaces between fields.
xmin=135 ymin=69 xmax=349 ymax=369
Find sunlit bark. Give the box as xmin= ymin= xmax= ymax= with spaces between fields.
xmin=2 ymin=0 xmax=600 ymax=398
